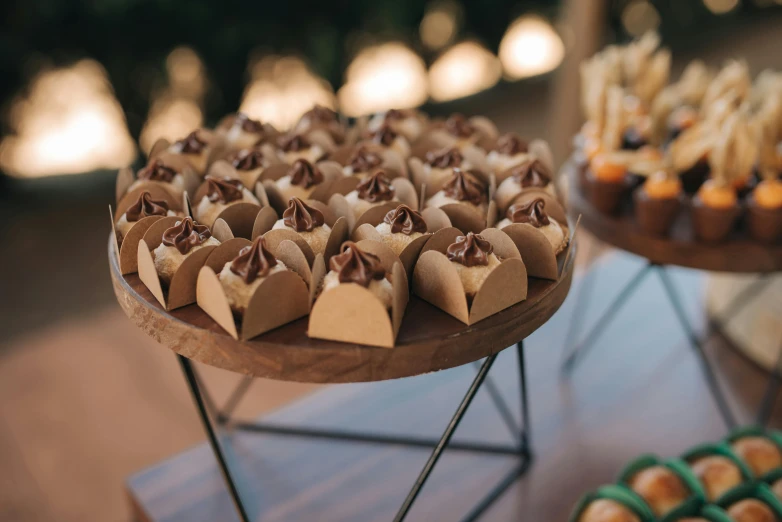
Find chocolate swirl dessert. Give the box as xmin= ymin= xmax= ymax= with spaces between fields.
xmin=321 ymin=241 xmax=393 ymax=309
xmin=274 ymin=159 xmax=326 ymax=202
xmin=345 ymin=171 xmax=398 ymax=218
xmin=152 ymin=217 xmax=220 ymax=284
xmin=272 ymin=197 xmax=332 ymax=255
xmin=374 ymin=204 xmax=429 ymax=255
xmin=218 ymin=236 xmax=288 ymax=314
xmin=425 ymin=168 xmax=487 ymax=213
xmin=446 ymin=232 xmax=501 ymax=299
xmin=194 ymin=176 xmax=259 ymax=227
xmin=496 ymin=198 xmax=568 ymax=254
xmin=115 ymin=191 xmax=177 ymax=240
xmin=277 ymin=133 xmax=326 ymax=164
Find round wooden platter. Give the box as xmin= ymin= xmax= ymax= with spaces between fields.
xmin=110 ymin=237 xmax=575 ymax=384
xmin=565 ymin=161 xmax=782 ymax=273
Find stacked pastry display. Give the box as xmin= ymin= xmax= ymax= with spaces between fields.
xmin=570 ymin=427 xmax=782 ymax=522
xmin=576 ymin=32 xmax=782 ymax=244
xmin=113 ymin=105 xmax=575 ymax=346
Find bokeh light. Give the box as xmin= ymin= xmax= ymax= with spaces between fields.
xmin=338 ymin=43 xmax=428 ymax=117
xmin=239 ymin=55 xmax=336 ymax=131
xmin=420 ymin=1 xmax=461 ymax=50
xmin=498 ymin=16 xmax=565 ymax=80
xmin=703 ymin=0 xmax=741 ymax=14
xmin=428 ymin=41 xmax=501 ymax=102
xmin=622 ymin=1 xmax=662 ymax=37
xmin=0 ymin=60 xmax=136 ymax=178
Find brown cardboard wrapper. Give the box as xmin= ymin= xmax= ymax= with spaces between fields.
xmin=585 ymin=169 xmax=626 ymax=215
xmin=308 ymin=256 xmax=408 ymax=348
xmin=691 ymin=197 xmax=740 ymax=243
xmin=190 ymin=178 xmax=263 ymax=238
xmin=504 ymin=189 xmax=568 ymax=224
xmin=412 ymin=228 xmax=528 ymax=325
xmin=486 ymin=224 xmax=559 ymax=281
xmin=196 ymin=238 xmax=311 ymax=340
xmin=136 ymin=216 xmax=219 ymax=310
xmin=255 ymin=212 xmax=349 ymax=266
xmin=746 ymin=195 xmax=782 ymax=243
xmin=633 ymin=189 xmax=683 ymax=237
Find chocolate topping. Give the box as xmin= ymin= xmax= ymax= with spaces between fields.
xmin=383 ymin=205 xmax=428 ymax=235
xmin=138 ymin=160 xmax=179 ymax=183
xmin=303 ymin=105 xmax=338 ymax=124
xmin=283 ymin=197 xmax=325 ymax=232
xmin=425 ymin=147 xmax=464 ymax=168
xmin=445 ymin=113 xmax=475 ymax=138
xmin=368 ymin=125 xmax=399 ymax=146
xmin=174 ymin=131 xmax=208 ymax=154
xmin=288 ymin=159 xmax=324 ymax=188
xmin=125 ymin=191 xmax=170 ymax=222
xmin=349 ymin=146 xmax=383 ymax=173
xmin=278 ymin=134 xmax=310 ymax=152
xmin=329 ymin=241 xmax=386 ymax=286
xmin=446 ymin=232 xmax=493 ymax=267
xmin=495 ymin=134 xmax=528 ymax=155
xmin=510 ymin=158 xmax=552 ymax=188
xmin=235 ymin=113 xmax=264 ymax=134
xmin=356 ymin=171 xmax=395 ymax=202
xmin=231 ymin=148 xmax=266 ymax=171
xmin=162 ymin=217 xmax=212 ymax=255
xmin=507 ymin=198 xmax=550 ymax=228
xmin=206 ymin=177 xmax=245 ymax=203
xmin=385 ymin=108 xmax=412 ymax=121
xmin=229 ymin=236 xmax=278 ymax=284
xmin=442 ymin=169 xmax=485 ymax=205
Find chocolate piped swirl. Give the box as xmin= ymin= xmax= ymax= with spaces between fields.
xmin=126 ymin=191 xmax=170 ymax=222
xmin=278 ymin=134 xmax=310 ymax=152
xmin=329 ymin=241 xmax=386 ymax=287
xmin=445 ymin=113 xmax=475 ymax=138
xmin=283 ymin=197 xmax=325 ymax=232
xmin=175 ymin=131 xmax=208 ymax=154
xmin=510 ymin=158 xmax=552 ymax=188
xmin=138 ymin=160 xmax=178 ymax=182
xmin=507 ymin=198 xmax=550 ymax=228
xmin=356 ymin=171 xmax=395 ymax=202
xmin=288 ymin=159 xmax=324 ymax=188
xmin=496 ymin=134 xmax=528 ymax=155
xmin=446 ymin=233 xmax=493 ymax=267
xmin=443 ymin=169 xmax=485 ymax=205
xmin=349 ymin=146 xmax=383 ymax=173
xmin=303 ymin=105 xmax=338 ymax=124
xmin=206 ymin=177 xmax=244 ymax=203
xmin=162 ymin=217 xmax=212 ymax=255
xmin=229 ymin=236 xmax=278 ymax=284
xmin=384 ymin=205 xmax=427 ymax=235
xmin=425 ymin=147 xmax=464 ymax=168
xmin=235 ymin=113 xmax=264 ymax=134
xmin=231 ymin=148 xmax=265 ymax=171
xmin=368 ymin=125 xmax=398 ymax=146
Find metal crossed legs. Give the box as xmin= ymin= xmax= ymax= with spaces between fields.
xmin=560 ymin=258 xmax=746 ymax=430
xmin=177 ymin=341 xmax=532 ymax=522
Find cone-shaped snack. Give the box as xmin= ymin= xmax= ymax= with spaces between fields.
xmin=271 ymin=198 xmax=332 ymax=255
xmin=628 ymin=465 xmax=691 ymax=518
xmin=691 ymin=180 xmax=739 ymax=243
xmin=634 ymin=169 xmax=683 ymax=236
xmin=585 ymin=153 xmax=628 ymax=215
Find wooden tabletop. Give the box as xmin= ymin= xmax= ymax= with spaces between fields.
xmin=110 ymin=238 xmax=575 ymax=384
xmin=565 ymin=162 xmax=782 ymax=273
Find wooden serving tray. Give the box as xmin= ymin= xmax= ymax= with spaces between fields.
xmin=109 ymin=237 xmax=575 ymax=384
xmin=564 ymin=161 xmax=782 ymax=273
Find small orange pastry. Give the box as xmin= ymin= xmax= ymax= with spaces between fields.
xmin=578 ymin=498 xmax=641 ymax=522
xmin=748 ymin=179 xmax=782 ymax=243
xmin=633 ymin=170 xmax=683 ymax=236
xmin=731 ymin=436 xmax=782 ymax=478
xmin=585 ymin=153 xmax=629 ymax=215
xmin=726 ymin=498 xmax=777 ymax=522
xmin=688 ymin=455 xmax=743 ymax=501
xmin=691 ymin=179 xmax=740 ymax=243
xmin=628 ymin=465 xmax=690 ymax=517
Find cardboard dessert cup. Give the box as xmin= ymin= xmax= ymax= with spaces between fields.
xmin=585 ymin=170 xmax=626 ymax=215
xmin=328 ymin=177 xmax=418 ymax=232
xmin=412 ymin=228 xmax=528 ymax=325
xmin=747 ymin=195 xmax=782 ymax=243
xmin=191 ymin=178 xmax=263 ymax=239
xmin=196 ymin=238 xmax=311 ymax=340
xmin=680 ymin=442 xmax=754 ymax=504
xmin=567 ymin=484 xmax=655 ymax=522
xmin=716 ymin=482 xmax=782 ymax=519
xmin=137 ymin=216 xmax=219 ymax=311
xmin=633 ymin=189 xmax=683 ymax=237
xmin=617 ymin=455 xmax=706 ymax=522
xmin=480 ymin=225 xmax=559 ymax=281
xmin=308 ymin=258 xmax=408 ymax=349
xmin=254 ymin=212 xmax=349 ymax=266
xmin=725 ymin=426 xmax=782 ymax=481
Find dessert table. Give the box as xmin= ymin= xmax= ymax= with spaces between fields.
xmin=561 ymin=161 xmax=782 ymax=430
xmin=110 ymin=234 xmax=576 ymax=522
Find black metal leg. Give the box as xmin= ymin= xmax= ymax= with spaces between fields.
xmin=518 ymin=341 xmax=531 ymax=449
xmin=656 ymin=267 xmax=737 ymax=429
xmin=757 ymin=342 xmax=782 ymax=427
xmin=562 ymin=262 xmax=654 ymax=372
xmin=216 ymin=375 xmax=254 ymax=423
xmin=177 ymin=355 xmax=251 ymax=522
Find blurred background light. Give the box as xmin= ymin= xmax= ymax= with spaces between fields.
xmin=0 ymin=60 xmax=136 ymax=178
xmin=703 ymin=0 xmax=742 ymax=14
xmin=622 ymin=0 xmax=663 ymax=36
xmin=166 ymin=46 xmax=207 ymax=100
xmin=428 ymin=41 xmax=502 ymax=102
xmin=498 ymin=16 xmax=565 ymax=80
xmin=419 ymin=1 xmax=461 ymax=51
xmin=239 ymin=55 xmax=336 ymax=130
xmin=338 ymin=42 xmax=428 ymax=117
